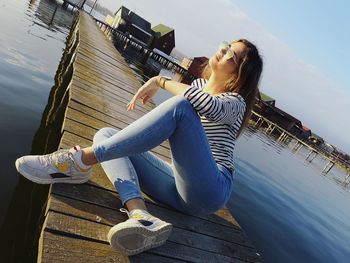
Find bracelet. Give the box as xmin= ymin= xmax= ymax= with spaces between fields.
xmin=162 ymin=78 xmax=168 ymax=89
xmin=158 ymin=76 xmax=169 ymax=89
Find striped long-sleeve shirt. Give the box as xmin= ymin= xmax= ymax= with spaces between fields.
xmin=182 ymin=78 xmax=246 ymax=172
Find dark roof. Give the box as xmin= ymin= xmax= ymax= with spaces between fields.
xmin=152 ymin=24 xmax=174 ymax=36
xmin=302 ymin=125 xmax=311 ymax=131
xmin=192 ymin=56 xmax=208 ymax=64
xmin=259 ymin=92 xmax=275 ymax=102
xmin=115 ymin=6 xmax=151 ymax=32
xmin=188 ymin=57 xmax=208 ymax=78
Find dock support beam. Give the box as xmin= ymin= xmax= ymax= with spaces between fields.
xmin=305 ymin=150 xmax=318 ymax=162
xmin=322 ymin=161 xmax=335 ymax=174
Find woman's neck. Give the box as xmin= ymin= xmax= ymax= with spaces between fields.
xmin=202 ymin=74 xmax=227 ymax=95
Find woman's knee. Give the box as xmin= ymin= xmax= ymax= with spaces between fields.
xmin=93 ymin=127 xmax=120 ymax=144
xmin=168 ymin=95 xmax=191 ymax=108
xmin=166 ymin=96 xmax=197 ymax=118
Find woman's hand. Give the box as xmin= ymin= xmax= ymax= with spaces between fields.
xmin=127 ymin=76 xmax=160 ymax=111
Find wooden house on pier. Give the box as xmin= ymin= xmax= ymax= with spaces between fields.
xmin=255 ymin=92 xmax=306 ymax=136
xmin=111 ymin=6 xmax=154 ymax=46
xmin=109 ymin=6 xmax=176 ymax=55
xmin=151 ymin=24 xmax=175 ymax=55
xmin=173 ymin=56 xmax=208 ymax=84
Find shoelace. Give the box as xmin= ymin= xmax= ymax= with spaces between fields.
xmin=119 ymin=208 xmax=131 ymax=218
xmin=119 ymin=208 xmax=150 ymax=220
xmin=44 ymin=149 xmax=75 ymax=172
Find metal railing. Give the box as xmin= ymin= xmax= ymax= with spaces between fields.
xmin=93 ymin=18 xmax=197 ymax=82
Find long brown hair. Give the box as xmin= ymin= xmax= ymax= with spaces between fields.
xmin=202 ymin=39 xmax=263 ymax=137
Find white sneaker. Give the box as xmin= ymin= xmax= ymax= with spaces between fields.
xmin=15 ymin=146 xmax=92 ymax=184
xmin=107 ymin=208 xmax=173 ymax=256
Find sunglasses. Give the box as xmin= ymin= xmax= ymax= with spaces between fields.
xmin=218 ymin=41 xmax=238 ymax=64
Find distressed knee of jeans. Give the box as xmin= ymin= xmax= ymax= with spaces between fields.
xmin=126 ymin=159 xmax=138 ymax=182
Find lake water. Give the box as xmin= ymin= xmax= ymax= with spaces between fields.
xmin=0 ymin=1 xmax=349 ymax=262
xmin=0 ymin=0 xmax=75 ymax=261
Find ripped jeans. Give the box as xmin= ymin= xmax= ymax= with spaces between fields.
xmin=92 ymin=95 xmax=233 ymax=215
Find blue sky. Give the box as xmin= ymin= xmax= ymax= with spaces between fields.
xmin=232 ymin=0 xmax=350 ymax=95
xmin=99 ymin=0 xmax=350 ymax=153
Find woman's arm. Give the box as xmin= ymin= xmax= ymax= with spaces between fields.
xmin=160 ymin=78 xmax=246 ymax=125
xmin=183 ymin=86 xmax=246 ymax=125
xmin=127 ymin=76 xmax=190 ymax=111
xmin=156 ymin=76 xmax=190 ymax=95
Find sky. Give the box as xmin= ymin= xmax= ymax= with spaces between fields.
xmin=98 ymin=0 xmax=350 ymax=153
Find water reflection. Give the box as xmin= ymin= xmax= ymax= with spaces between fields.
xmin=34 ymin=0 xmax=74 ymax=31
xmin=0 ymin=0 xmax=75 ymax=262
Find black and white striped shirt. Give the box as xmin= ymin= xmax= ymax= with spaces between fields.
xmin=182 ymin=78 xmax=246 ymax=172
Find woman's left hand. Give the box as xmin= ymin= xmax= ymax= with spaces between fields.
xmin=127 ymin=76 xmax=160 ymax=111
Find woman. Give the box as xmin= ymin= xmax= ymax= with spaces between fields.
xmin=15 ymin=39 xmax=263 ymax=256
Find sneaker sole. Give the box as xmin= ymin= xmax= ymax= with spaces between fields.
xmin=15 ymin=159 xmax=90 ymax=185
xmin=107 ymin=223 xmax=173 ymax=256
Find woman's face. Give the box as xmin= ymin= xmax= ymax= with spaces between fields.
xmin=209 ymin=41 xmax=247 ymax=80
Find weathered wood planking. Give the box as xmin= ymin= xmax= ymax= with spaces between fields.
xmin=37 ymin=11 xmax=263 ymax=263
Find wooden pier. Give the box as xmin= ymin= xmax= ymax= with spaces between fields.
xmin=251 ymin=111 xmax=350 ymax=176
xmin=37 ymin=11 xmax=263 ymax=262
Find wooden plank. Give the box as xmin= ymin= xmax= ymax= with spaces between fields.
xmin=77 ymin=44 xmax=139 ymax=81
xmin=47 ymin=194 xmax=261 ymax=262
xmin=60 ymin=131 xmax=93 ymax=149
xmin=70 ymin=74 xmax=152 ymax=118
xmin=50 ymin=183 xmax=252 ymax=246
xmin=72 ymin=59 xmax=146 ymax=104
xmin=78 ymin=30 xmax=125 ymax=56
xmin=73 ymin=57 xmax=146 ymax=103
xmin=77 ymin=42 xmax=136 ymax=79
xmin=68 ymin=100 xmax=129 ymax=126
xmin=43 ymin=210 xmax=249 ymax=263
xmin=39 ymin=231 xmax=185 ymax=263
xmin=78 ymin=42 xmax=128 ymax=66
xmin=69 ymin=82 xmax=148 ymax=124
xmin=74 ymin=54 xmax=139 ymax=91
xmin=78 ymin=31 xmax=121 ymax=55
xmin=75 ymin=47 xmax=142 ymax=85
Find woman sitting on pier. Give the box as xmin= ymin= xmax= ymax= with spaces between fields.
xmin=16 ymin=39 xmax=263 ymax=256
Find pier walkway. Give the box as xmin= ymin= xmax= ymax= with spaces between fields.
xmin=38 ymin=11 xmax=262 ymax=262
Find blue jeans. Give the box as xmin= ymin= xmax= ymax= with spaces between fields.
xmin=92 ymin=96 xmax=233 ymax=215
